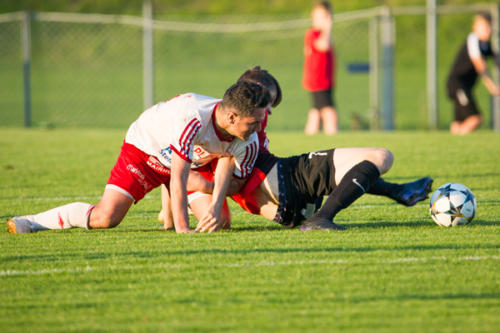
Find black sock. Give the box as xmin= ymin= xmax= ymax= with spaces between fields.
xmin=368 ymin=178 xmax=404 ymax=200
xmin=312 ymin=160 xmax=380 ymax=221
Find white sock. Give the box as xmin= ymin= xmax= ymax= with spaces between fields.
xmin=23 ymin=202 xmax=94 ymax=231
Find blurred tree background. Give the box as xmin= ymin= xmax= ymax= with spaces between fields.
xmin=0 ymin=0 xmax=495 ymax=15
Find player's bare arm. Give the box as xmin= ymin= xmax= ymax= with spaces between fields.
xmin=196 ymin=156 xmax=235 ymax=233
xmin=312 ymin=4 xmax=332 ymax=52
xmin=470 ymin=55 xmax=500 ymax=95
xmin=170 ymin=152 xmax=193 ymax=233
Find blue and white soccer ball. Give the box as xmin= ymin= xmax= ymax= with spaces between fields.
xmin=429 ymin=183 xmax=477 ymax=227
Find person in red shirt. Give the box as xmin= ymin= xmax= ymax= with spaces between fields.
xmin=303 ymin=1 xmax=338 ymax=135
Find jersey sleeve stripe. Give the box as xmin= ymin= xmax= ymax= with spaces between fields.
xmin=241 ymin=141 xmax=257 ymax=178
xmin=170 ymin=144 xmax=192 ymax=163
xmin=179 ymin=119 xmax=201 ymax=158
xmin=180 ymin=123 xmax=201 ymax=156
xmin=239 ymin=145 xmax=251 ymax=178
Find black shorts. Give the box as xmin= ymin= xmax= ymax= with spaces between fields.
xmin=273 ymin=149 xmax=336 ymax=228
xmin=311 ymin=89 xmax=335 ymax=109
xmin=447 ymin=78 xmax=480 ymax=122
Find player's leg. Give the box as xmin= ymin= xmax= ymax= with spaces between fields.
xmin=7 ymin=187 xmax=134 ymax=234
xmin=302 ymin=148 xmax=390 ymax=230
xmin=319 ymin=90 xmax=338 ymax=135
xmin=88 ymin=188 xmax=134 ymax=229
xmin=457 ymin=89 xmax=482 ymax=134
xmin=157 ymin=184 xmax=174 ymax=230
xmin=305 ymin=108 xmax=321 ymax=135
xmin=459 ymin=114 xmax=482 ymax=134
xmin=188 ymin=192 xmax=231 ymax=229
xmin=320 ymin=106 xmax=338 ymax=135
xmin=334 ymin=147 xmax=432 ymax=206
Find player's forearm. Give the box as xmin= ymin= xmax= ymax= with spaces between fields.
xmin=211 ymin=157 xmax=235 ymax=210
xmin=170 ymin=178 xmax=190 ymax=232
xmin=481 ymin=74 xmax=500 ymax=95
xmin=170 ymin=157 xmax=191 ymax=233
xmin=314 ymin=24 xmax=332 ymax=52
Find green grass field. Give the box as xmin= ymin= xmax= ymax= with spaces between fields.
xmin=0 ymin=128 xmax=499 ymax=332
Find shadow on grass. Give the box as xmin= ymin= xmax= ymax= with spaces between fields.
xmin=326 ymin=292 xmax=500 ymax=304
xmin=3 ymin=242 xmax=499 ymax=263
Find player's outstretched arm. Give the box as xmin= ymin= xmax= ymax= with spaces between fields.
xmin=470 ymin=54 xmax=500 ymax=95
xmin=196 ymin=157 xmax=235 ymax=233
xmin=170 ymin=152 xmax=194 ymax=233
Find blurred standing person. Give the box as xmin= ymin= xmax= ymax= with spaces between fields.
xmin=447 ymin=12 xmax=500 ymax=134
xmin=303 ymin=1 xmax=338 ymax=135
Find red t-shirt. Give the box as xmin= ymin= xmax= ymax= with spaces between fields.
xmin=302 ymin=28 xmax=335 ymax=91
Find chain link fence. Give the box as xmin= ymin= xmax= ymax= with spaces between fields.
xmin=0 ymin=5 xmax=497 ymax=130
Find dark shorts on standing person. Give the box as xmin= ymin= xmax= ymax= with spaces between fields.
xmin=446 ymin=77 xmax=480 ymax=122
xmin=311 ymin=89 xmax=335 ymax=110
xmin=274 ymin=149 xmax=336 ymax=228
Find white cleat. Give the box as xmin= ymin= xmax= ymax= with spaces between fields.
xmin=6 ymin=217 xmax=34 ymax=234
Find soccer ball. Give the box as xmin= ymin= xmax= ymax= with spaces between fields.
xmin=429 ymin=183 xmax=477 ymax=227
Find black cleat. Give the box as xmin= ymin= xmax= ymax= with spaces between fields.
xmin=300 ymin=216 xmax=345 ymax=231
xmin=394 ymin=177 xmax=433 ymax=207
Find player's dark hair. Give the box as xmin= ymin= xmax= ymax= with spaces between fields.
xmin=476 ymin=11 xmax=492 ymax=24
xmin=238 ymin=66 xmax=282 ymax=108
xmin=315 ymin=1 xmax=333 ymax=15
xmin=221 ymin=81 xmax=271 ymax=117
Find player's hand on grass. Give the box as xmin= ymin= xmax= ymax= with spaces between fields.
xmin=196 ymin=206 xmax=222 ymax=233
xmin=175 ymin=227 xmax=196 ymax=234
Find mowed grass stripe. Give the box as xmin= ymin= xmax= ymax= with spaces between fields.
xmin=1 ymin=255 xmax=499 ymax=277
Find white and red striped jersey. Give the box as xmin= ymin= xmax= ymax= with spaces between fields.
xmin=125 ymin=93 xmax=259 ymax=178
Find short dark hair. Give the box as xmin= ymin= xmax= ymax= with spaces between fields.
xmin=476 ymin=11 xmax=492 ymax=24
xmin=221 ymin=81 xmax=271 ymax=117
xmin=238 ymin=66 xmax=282 ymax=108
xmin=315 ymin=1 xmax=333 ymax=15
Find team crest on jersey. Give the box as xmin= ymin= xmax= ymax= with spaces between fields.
xmin=160 ymin=146 xmax=173 ymax=162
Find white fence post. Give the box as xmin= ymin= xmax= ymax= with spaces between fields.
xmin=381 ymin=6 xmax=394 ymax=131
xmin=143 ymin=0 xmax=154 ymax=110
xmin=426 ymin=0 xmax=438 ymax=129
xmin=21 ymin=11 xmax=31 ymax=127
xmin=492 ymin=3 xmax=500 ymax=132
xmin=369 ymin=15 xmax=380 ymax=130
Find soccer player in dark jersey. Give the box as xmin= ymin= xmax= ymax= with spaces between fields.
xmin=447 ymin=12 xmax=500 ymax=134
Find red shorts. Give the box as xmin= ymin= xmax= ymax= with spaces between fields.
xmin=189 ymin=159 xmax=266 ymax=215
xmin=106 ymin=142 xmax=171 ymax=202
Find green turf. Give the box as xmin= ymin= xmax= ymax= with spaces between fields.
xmin=0 ymin=128 xmax=499 ymax=332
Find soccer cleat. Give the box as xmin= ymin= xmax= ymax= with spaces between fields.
xmin=6 ymin=217 xmax=34 ymax=234
xmin=393 ymin=177 xmax=433 ymax=207
xmin=300 ymin=216 xmax=345 ymax=231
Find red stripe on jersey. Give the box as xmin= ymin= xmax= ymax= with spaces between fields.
xmin=179 ymin=118 xmax=201 ymax=158
xmin=240 ymin=141 xmax=257 ymax=178
xmin=247 ymin=142 xmax=258 ymax=176
xmin=170 ymin=144 xmax=192 ymax=163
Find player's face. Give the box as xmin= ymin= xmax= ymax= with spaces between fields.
xmin=474 ymin=17 xmax=492 ymax=41
xmin=312 ymin=7 xmax=330 ymax=29
xmin=231 ymin=107 xmax=266 ymax=141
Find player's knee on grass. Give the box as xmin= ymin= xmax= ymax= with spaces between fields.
xmin=89 ymin=206 xmax=124 ymax=229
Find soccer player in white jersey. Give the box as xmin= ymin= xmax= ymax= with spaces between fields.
xmin=447 ymin=12 xmax=500 ymax=134
xmin=6 ymin=81 xmax=270 ymax=234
